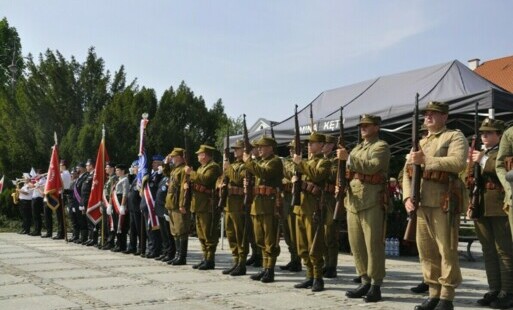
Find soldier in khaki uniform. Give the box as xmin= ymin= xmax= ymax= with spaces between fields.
xmin=497 ymin=126 xmax=513 ymax=240
xmin=279 ymin=140 xmax=302 ymax=272
xmin=165 ymin=148 xmax=190 ymax=266
xmin=338 ymin=115 xmax=390 ymax=302
xmin=243 ymin=135 xmax=283 ymax=283
xmin=322 ymin=134 xmax=339 ymax=278
xmin=185 ymin=144 xmax=222 ymax=270
xmin=221 ymin=140 xmax=249 ymax=276
xmin=246 ymin=139 xmax=263 ymax=268
xmin=293 ymin=132 xmax=331 ymax=292
xmin=470 ymin=119 xmax=513 ymax=308
xmin=403 ymin=102 xmax=468 ymax=310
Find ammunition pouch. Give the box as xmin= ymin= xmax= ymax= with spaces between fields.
xmin=485 ymin=181 xmax=503 ymax=191
xmin=282 ymin=183 xmax=293 ymax=193
xmin=324 ymin=183 xmax=336 ymax=194
xmin=505 ymin=156 xmax=513 ymax=172
xmin=346 ymin=171 xmax=385 ymax=185
xmin=301 ymin=181 xmax=322 ymax=196
xmin=228 ymin=185 xmax=244 ymax=196
xmin=422 ymin=170 xmax=453 ymax=184
xmin=253 ymin=185 xmax=277 ymax=197
xmin=192 ymin=183 xmax=212 ymax=194
xmin=442 ymin=178 xmax=463 ymax=214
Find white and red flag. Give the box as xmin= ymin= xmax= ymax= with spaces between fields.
xmin=44 ymin=140 xmax=64 ymax=211
xmin=86 ymin=129 xmax=110 ymax=224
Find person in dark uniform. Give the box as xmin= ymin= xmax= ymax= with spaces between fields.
xmin=140 ymin=155 xmax=164 ymax=258
xmin=55 ymin=160 xmax=71 ymax=240
xmin=185 ymin=145 xmax=222 ymax=270
xmin=154 ymin=159 xmax=176 ymax=262
xmin=125 ymin=160 xmax=142 ymax=255
xmin=67 ymin=167 xmax=80 ymax=242
xmin=81 ymin=159 xmax=95 ymax=246
xmin=72 ymin=163 xmax=88 ymax=243
xmin=102 ymin=161 xmax=118 ymax=250
xmin=165 ymin=148 xmax=191 ymax=266
xmin=111 ymin=164 xmax=130 ymax=252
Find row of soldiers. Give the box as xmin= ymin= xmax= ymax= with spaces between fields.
xmin=14 ymin=100 xmax=513 ymax=310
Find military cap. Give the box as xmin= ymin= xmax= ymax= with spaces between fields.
xmin=195 ymin=144 xmax=216 ymax=155
xmin=287 ymin=139 xmax=295 ymax=148
xmin=76 ymin=162 xmax=86 ymax=168
xmin=85 ymin=158 xmax=95 ymax=166
xmin=479 ymin=118 xmax=505 ymax=132
xmin=423 ymin=101 xmax=449 ymax=114
xmin=170 ymin=147 xmax=185 ymax=157
xmin=105 ymin=161 xmax=116 ymax=168
xmin=115 ymin=163 xmax=128 ymax=171
xmin=305 ymin=132 xmax=326 ymax=143
xmin=231 ymin=140 xmax=244 ymax=149
xmin=59 ymin=159 xmax=68 ymax=167
xmin=324 ymin=134 xmax=337 ymax=144
xmin=152 ymin=154 xmax=164 ymax=162
xmin=359 ymin=114 xmax=381 ymax=125
xmin=254 ymin=135 xmax=277 ymax=147
xmin=131 ymin=160 xmax=139 ymax=167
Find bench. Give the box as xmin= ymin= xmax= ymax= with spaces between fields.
xmin=458 ymin=216 xmax=478 ymax=262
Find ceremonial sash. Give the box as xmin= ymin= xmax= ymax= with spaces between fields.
xmin=73 ymin=184 xmax=82 ymax=203
xmin=143 ymin=183 xmax=159 ymax=229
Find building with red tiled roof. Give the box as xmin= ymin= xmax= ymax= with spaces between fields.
xmin=471 ymin=55 xmax=513 ymax=93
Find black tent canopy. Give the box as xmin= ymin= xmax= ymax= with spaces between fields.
xmin=236 ymin=60 xmax=513 ymax=154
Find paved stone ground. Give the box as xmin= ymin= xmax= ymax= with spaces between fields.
xmin=0 ymin=232 xmax=487 ymax=309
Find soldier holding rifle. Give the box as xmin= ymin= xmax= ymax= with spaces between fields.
xmin=293 ymin=132 xmax=330 ymax=292
xmin=403 ymin=101 xmax=467 ymax=310
xmin=337 ymin=114 xmax=390 ymax=302
xmin=470 ymin=118 xmax=513 ymax=308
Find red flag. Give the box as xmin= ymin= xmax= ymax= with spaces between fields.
xmin=86 ymin=137 xmax=110 ymax=224
xmin=44 ymin=145 xmax=64 ymax=211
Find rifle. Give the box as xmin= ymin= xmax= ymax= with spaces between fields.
xmin=241 ymin=114 xmax=253 ymax=246
xmin=291 ymin=105 xmax=302 ymax=207
xmin=309 ymin=190 xmax=325 ymax=256
xmin=218 ymin=129 xmax=230 ymax=209
xmin=183 ymin=132 xmax=192 ymax=211
xmin=403 ymin=93 xmax=421 ymax=242
xmin=333 ymin=107 xmax=346 ymax=220
xmin=467 ymin=102 xmax=483 ymax=220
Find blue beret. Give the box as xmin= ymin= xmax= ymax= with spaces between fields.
xmin=131 ymin=160 xmax=139 ymax=167
xmin=152 ymin=154 xmax=164 ymax=162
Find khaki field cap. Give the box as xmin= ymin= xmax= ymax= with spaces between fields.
xmin=324 ymin=134 xmax=337 ymax=144
xmin=170 ymin=147 xmax=184 ymax=157
xmin=306 ymin=132 xmax=326 ymax=143
xmin=254 ymin=135 xmax=277 ymax=147
xmin=423 ymin=101 xmax=449 ymax=114
xmin=195 ymin=144 xmax=216 ymax=155
xmin=479 ymin=118 xmax=505 ymax=132
xmin=231 ymin=139 xmax=244 ymax=149
xmin=359 ymin=114 xmax=381 ymax=125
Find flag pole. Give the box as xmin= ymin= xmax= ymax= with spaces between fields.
xmin=101 ymin=124 xmax=105 ymax=248
xmin=55 ymin=131 xmax=68 ymax=242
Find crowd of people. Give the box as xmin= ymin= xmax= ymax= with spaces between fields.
xmin=10 ymin=100 xmax=513 ymax=310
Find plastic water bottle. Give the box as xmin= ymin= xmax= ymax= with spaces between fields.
xmin=385 ymin=238 xmax=390 ymax=256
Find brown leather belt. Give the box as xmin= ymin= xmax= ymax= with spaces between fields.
xmin=301 ymin=181 xmax=322 ymax=196
xmin=228 ymin=185 xmax=244 ymax=196
xmin=422 ymin=170 xmax=452 ymax=184
xmin=282 ymin=183 xmax=293 ymax=193
xmin=324 ymin=183 xmax=336 ymax=193
xmin=192 ymin=183 xmax=212 ymax=194
xmin=253 ymin=185 xmax=277 ymax=196
xmin=346 ymin=171 xmax=384 ymax=185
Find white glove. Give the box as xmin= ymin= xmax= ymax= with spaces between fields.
xmin=119 ymin=205 xmax=126 ymax=215
xmin=164 ymin=214 xmax=170 ymax=222
xmin=79 ymin=206 xmax=85 ymax=211
xmin=107 ymin=205 xmax=113 ymax=215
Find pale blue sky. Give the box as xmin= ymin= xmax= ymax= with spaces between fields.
xmin=2 ymin=0 xmax=513 ymax=125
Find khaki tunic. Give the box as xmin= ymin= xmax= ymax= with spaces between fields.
xmin=345 ymin=136 xmax=390 ymax=285
xmin=402 ymin=127 xmax=467 ymax=301
xmin=245 ymin=154 xmax=283 ymax=268
xmin=496 ymin=126 xmax=513 ymax=237
xmin=224 ymin=159 xmax=248 ymax=262
xmin=190 ymin=160 xmax=222 ymax=260
xmin=281 ymin=156 xmax=299 ymax=258
xmin=165 ymin=163 xmax=190 ymax=237
xmin=323 ymin=155 xmax=339 ymax=268
xmin=293 ymin=153 xmax=331 ymax=278
xmin=474 ymin=147 xmax=513 ymax=293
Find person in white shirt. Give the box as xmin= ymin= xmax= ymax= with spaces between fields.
xmin=18 ymin=177 xmax=34 ymax=234
xmin=30 ymin=170 xmax=46 ymax=236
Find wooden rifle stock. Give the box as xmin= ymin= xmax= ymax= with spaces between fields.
xmin=218 ymin=130 xmax=230 ymax=209
xmin=333 ymin=107 xmax=346 ymax=220
xmin=291 ymin=105 xmax=302 ymax=207
xmin=404 ymin=93 xmax=421 ymax=242
xmin=183 ymin=134 xmax=192 ymax=210
xmin=468 ymin=102 xmax=483 ymax=219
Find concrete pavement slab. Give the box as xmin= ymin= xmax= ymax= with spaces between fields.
xmin=0 ymin=295 xmax=79 ymax=310
xmin=0 ymin=283 xmax=45 ymax=297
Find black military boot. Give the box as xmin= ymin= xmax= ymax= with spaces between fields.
xmin=414 ymin=298 xmax=440 ymax=310
xmin=477 ymin=291 xmax=499 ymax=306
xmin=346 ymin=283 xmax=371 ymax=298
xmin=250 ymin=269 xmax=266 ymax=281
xmin=411 ymin=282 xmax=429 ymax=294
xmin=252 ymin=254 xmax=262 ymax=267
xmin=363 ymin=285 xmax=382 ymax=302
xmin=222 ymin=261 xmax=238 ymax=275
xmin=198 ymin=260 xmax=215 ymax=270
xmin=172 ymin=238 xmax=187 ymax=266
xmin=323 ymin=266 xmax=337 ymax=278
xmin=246 ymin=249 xmax=258 ymax=266
xmin=353 ymin=276 xmax=362 ymax=283
xmin=261 ymin=268 xmax=274 ymax=283
xmin=311 ymin=278 xmax=324 ymax=292
xmin=490 ymin=291 xmax=513 ymax=309
xmin=192 ymin=260 xmax=205 ymax=269
xmin=294 ymin=278 xmax=314 ymax=289
xmin=288 ymin=258 xmax=302 ymax=272
xmin=433 ymin=299 xmax=453 ymax=310
xmin=230 ymin=264 xmax=247 ymax=276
